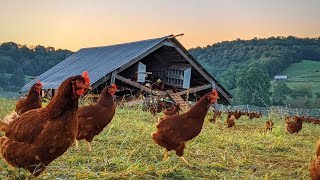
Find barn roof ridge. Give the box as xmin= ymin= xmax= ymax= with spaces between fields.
xmin=80 ymin=35 xmax=173 ymax=51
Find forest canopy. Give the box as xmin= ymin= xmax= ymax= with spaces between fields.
xmin=0 ymin=42 xmax=72 ymax=91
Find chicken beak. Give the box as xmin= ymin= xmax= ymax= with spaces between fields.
xmin=84 ymin=84 xmax=93 ymax=91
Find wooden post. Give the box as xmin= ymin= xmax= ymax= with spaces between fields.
xmin=110 ymin=71 xmax=117 ymax=85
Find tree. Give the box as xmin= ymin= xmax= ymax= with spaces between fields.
xmin=290 ymin=85 xmax=312 ymax=98
xmin=271 ymin=82 xmax=292 ymax=105
xmin=235 ymin=67 xmax=271 ymax=106
xmin=10 ymin=67 xmax=25 ymax=89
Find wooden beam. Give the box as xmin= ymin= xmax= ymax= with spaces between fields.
xmin=110 ymin=71 xmax=117 ymax=85
xmin=115 ymin=74 xmax=153 ymax=94
xmin=176 ymin=84 xmax=211 ymax=96
xmin=115 ymin=74 xmax=168 ymax=96
xmin=169 ymin=40 xmax=231 ymax=104
xmin=91 ymin=74 xmax=111 ymax=89
xmin=123 ymin=99 xmax=144 ymax=107
xmin=216 ymin=86 xmax=231 ymax=103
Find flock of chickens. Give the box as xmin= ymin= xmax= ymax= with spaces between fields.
xmin=0 ymin=71 xmax=319 ymax=179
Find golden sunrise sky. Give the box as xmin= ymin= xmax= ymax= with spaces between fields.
xmin=0 ymin=0 xmax=319 ymax=51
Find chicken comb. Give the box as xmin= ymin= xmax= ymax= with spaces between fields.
xmin=82 ymin=71 xmax=90 ymax=85
xmin=36 ymin=80 xmax=42 ymax=85
xmin=212 ymin=89 xmax=220 ymax=99
xmin=111 ymin=83 xmax=117 ymax=89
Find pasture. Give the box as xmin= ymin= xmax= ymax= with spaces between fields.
xmin=281 ymin=60 xmax=320 ymax=95
xmin=0 ymin=99 xmax=319 ymax=179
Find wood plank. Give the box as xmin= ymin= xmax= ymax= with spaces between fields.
xmin=92 ymin=74 xmax=111 ymax=89
xmin=166 ymin=90 xmax=190 ymax=110
xmin=110 ymin=71 xmax=117 ymax=85
xmin=115 ymin=74 xmax=153 ymax=94
xmin=176 ymin=84 xmax=211 ymax=96
xmin=123 ymin=99 xmax=144 ymax=107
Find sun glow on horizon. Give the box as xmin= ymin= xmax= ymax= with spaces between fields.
xmin=0 ymin=0 xmax=319 ymax=51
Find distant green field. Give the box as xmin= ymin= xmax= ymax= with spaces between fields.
xmin=278 ymin=60 xmax=320 ymax=94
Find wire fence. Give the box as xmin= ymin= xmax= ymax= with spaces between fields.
xmin=215 ymin=104 xmax=320 ymax=118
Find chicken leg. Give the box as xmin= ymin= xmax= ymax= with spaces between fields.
xmin=180 ymin=156 xmax=189 ymax=165
xmin=75 ymin=140 xmax=79 ymax=149
xmin=163 ymin=149 xmax=169 ymax=161
xmin=87 ymin=141 xmax=92 ymax=152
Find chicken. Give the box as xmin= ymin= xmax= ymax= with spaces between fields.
xmin=226 ymin=114 xmax=235 ymax=128
xmin=286 ymin=116 xmax=303 ymax=134
xmin=248 ymin=112 xmax=255 ymax=120
xmin=0 ymin=72 xmax=91 ymax=176
xmin=209 ymin=110 xmax=222 ymax=123
xmin=265 ymin=120 xmax=274 ymax=131
xmin=310 ymin=142 xmax=320 ymax=180
xmin=152 ymin=79 xmax=164 ymax=91
xmin=76 ymin=84 xmax=117 ymax=151
xmin=152 ymin=89 xmax=219 ymax=164
xmin=234 ymin=110 xmax=241 ymax=120
xmin=150 ymin=101 xmax=165 ymax=116
xmin=163 ymin=103 xmax=181 ymax=117
xmin=15 ymin=80 xmax=43 ymax=115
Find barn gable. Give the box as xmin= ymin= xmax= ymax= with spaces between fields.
xmin=21 ymin=35 xmax=232 ymax=104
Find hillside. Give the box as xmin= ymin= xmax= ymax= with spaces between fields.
xmin=0 ymin=101 xmax=319 ymax=179
xmin=281 ymin=60 xmax=320 ymax=81
xmin=0 ymin=42 xmax=73 ymax=92
xmin=268 ymin=60 xmax=320 ymax=108
xmin=189 ymin=36 xmax=320 ymax=91
xmin=280 ymin=60 xmax=320 ymax=94
xmin=189 ymin=36 xmax=320 ymax=107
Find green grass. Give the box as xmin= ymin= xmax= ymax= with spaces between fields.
xmin=279 ymin=60 xmax=320 ymax=94
xmin=0 ymin=100 xmax=320 ymax=179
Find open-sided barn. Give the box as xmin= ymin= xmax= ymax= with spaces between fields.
xmin=21 ymin=35 xmax=232 ymax=107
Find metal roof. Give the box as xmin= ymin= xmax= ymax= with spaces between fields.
xmin=20 ymin=36 xmax=168 ymax=92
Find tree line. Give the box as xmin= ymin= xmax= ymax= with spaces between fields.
xmin=1 ymin=36 xmax=320 ymax=108
xmin=0 ymin=42 xmax=72 ymax=91
xmin=189 ymin=36 xmax=320 ymax=108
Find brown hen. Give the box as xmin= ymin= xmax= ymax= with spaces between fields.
xmin=265 ymin=120 xmax=274 ymax=131
xmin=76 ymin=84 xmax=117 ymax=151
xmin=15 ymin=80 xmax=43 ymax=115
xmin=286 ymin=116 xmax=303 ymax=134
xmin=0 ymin=72 xmax=91 ymax=176
xmin=310 ymin=142 xmax=320 ymax=180
xmin=163 ymin=103 xmax=181 ymax=117
xmin=152 ymin=89 xmax=219 ymax=164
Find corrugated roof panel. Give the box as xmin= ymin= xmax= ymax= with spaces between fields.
xmin=20 ymin=36 xmax=167 ymax=92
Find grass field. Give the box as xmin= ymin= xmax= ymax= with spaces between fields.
xmin=280 ymin=60 xmax=320 ymax=94
xmin=0 ymin=99 xmax=319 ymax=179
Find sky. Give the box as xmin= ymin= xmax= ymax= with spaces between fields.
xmin=0 ymin=0 xmax=319 ymax=51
